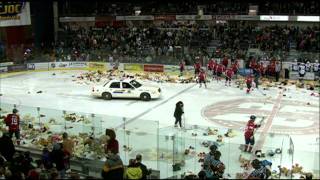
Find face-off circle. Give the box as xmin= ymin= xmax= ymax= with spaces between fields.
xmin=201 ymin=98 xmax=319 ymax=135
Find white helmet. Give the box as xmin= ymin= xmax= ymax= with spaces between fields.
xmin=294 ymin=59 xmax=297 ymax=62
xmin=315 ymin=60 xmax=319 ymax=63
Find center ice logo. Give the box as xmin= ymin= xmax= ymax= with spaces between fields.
xmin=202 ymin=98 xmax=319 ymax=135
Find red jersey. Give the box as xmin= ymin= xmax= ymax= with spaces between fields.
xmin=198 ymin=71 xmax=206 ymax=80
xmin=244 ymin=120 xmax=259 ymax=139
xmin=194 ymin=62 xmax=201 ymax=70
xmin=222 ymin=57 xmax=228 ymax=67
xmin=179 ymin=62 xmax=185 ymax=71
xmin=232 ymin=62 xmax=239 ymax=72
xmin=249 ymin=59 xmax=257 ymax=69
xmin=246 ymin=77 xmax=253 ymax=84
xmin=216 ymin=64 xmax=225 ymax=73
xmin=225 ymin=69 xmax=234 ymax=78
xmin=207 ymin=59 xmax=214 ymax=69
xmin=5 ymin=114 xmax=20 ymax=131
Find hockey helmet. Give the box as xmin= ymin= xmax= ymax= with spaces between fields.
xmin=12 ymin=108 xmax=18 ymax=113
xmin=250 ymin=115 xmax=256 ymax=120
xmin=315 ymin=60 xmax=319 ymax=63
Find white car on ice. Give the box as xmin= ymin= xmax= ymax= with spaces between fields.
xmin=91 ymin=79 xmax=161 ymax=101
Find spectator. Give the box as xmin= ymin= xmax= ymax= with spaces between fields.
xmin=248 ymin=159 xmax=271 ymax=179
xmin=62 ymin=132 xmax=74 ymax=170
xmin=101 ymin=149 xmax=124 ymax=180
xmin=210 ymin=151 xmax=225 ymax=179
xmin=0 ymin=131 xmax=15 ymax=162
xmin=50 ymin=143 xmax=66 ymax=178
xmin=125 ymin=159 xmax=142 ymax=179
xmin=41 ymin=148 xmax=52 ymax=170
xmin=135 ymin=154 xmax=151 ymax=179
xmin=104 ymin=129 xmax=119 ymax=154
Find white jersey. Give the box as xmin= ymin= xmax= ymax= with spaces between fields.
xmin=298 ymin=64 xmax=306 ymax=75
xmin=291 ymin=63 xmax=299 ymax=71
xmin=313 ymin=63 xmax=319 ymax=72
xmin=305 ymin=63 xmax=311 ymax=72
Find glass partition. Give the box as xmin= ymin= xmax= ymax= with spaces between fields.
xmin=0 ymin=102 xmax=317 ymax=179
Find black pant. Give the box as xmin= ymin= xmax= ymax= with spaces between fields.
xmin=275 ymin=72 xmax=280 ymax=82
xmin=174 ymin=116 xmax=182 ymax=127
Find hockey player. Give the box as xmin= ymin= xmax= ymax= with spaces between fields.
xmin=245 ymin=75 xmax=253 ymax=94
xmin=231 ymin=60 xmax=239 ymax=79
xmin=244 ymin=115 xmax=261 ymax=153
xmin=298 ymin=62 xmax=306 ymax=79
xmin=224 ymin=68 xmax=234 ymax=86
xmin=207 ymin=58 xmax=215 ymax=72
xmin=215 ymin=64 xmax=225 ymax=82
xmin=313 ymin=60 xmax=319 ymax=72
xmin=291 ymin=59 xmax=299 ymax=72
xmin=198 ymin=69 xmax=207 ymax=88
xmin=305 ymin=61 xmax=312 ymax=72
xmin=222 ymin=56 xmax=229 ymax=68
xmin=4 ymin=109 xmax=21 ymax=145
xmin=179 ymin=60 xmax=185 ymax=76
xmin=194 ymin=60 xmax=201 ymax=77
xmin=313 ymin=60 xmax=319 ymax=78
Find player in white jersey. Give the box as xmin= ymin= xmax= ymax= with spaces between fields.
xmin=313 ymin=60 xmax=319 ymax=72
xmin=298 ymin=63 xmax=306 ymax=78
xmin=305 ymin=61 xmax=312 ymax=72
xmin=291 ymin=59 xmax=299 ymax=71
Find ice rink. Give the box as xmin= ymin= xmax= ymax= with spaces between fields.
xmin=0 ymin=70 xmax=319 ymax=178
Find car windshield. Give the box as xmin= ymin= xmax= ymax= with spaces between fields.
xmin=130 ymin=80 xmax=142 ymax=88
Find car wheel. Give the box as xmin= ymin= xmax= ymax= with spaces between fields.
xmin=140 ymin=93 xmax=151 ymax=101
xmin=102 ymin=92 xmax=112 ymax=100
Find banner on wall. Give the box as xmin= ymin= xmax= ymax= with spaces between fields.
xmin=88 ymin=62 xmax=106 ymax=69
xmin=0 ymin=62 xmax=14 ymax=67
xmin=0 ymin=2 xmax=31 ymax=27
xmin=27 ymin=63 xmax=49 ymax=70
xmin=154 ymin=15 xmax=176 ymax=21
xmin=176 ymin=15 xmax=212 ymax=20
xmin=0 ymin=66 xmax=8 ymax=73
xmin=143 ymin=64 xmax=164 ymax=72
xmin=7 ymin=64 xmax=27 ymax=72
xmin=123 ymin=63 xmax=143 ymax=71
xmin=116 ymin=16 xmax=154 ymax=21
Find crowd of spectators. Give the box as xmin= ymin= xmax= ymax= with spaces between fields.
xmin=2 ymin=22 xmax=319 ymax=65
xmin=56 ymin=23 xmax=319 ymax=61
xmin=58 ymin=1 xmax=319 ymax=16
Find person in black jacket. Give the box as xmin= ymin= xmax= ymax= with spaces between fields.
xmin=0 ymin=132 xmax=15 ymax=162
xmin=50 ymin=143 xmax=66 ymax=178
xmin=174 ymin=101 xmax=184 ymax=128
xmin=136 ymin=154 xmax=151 ymax=179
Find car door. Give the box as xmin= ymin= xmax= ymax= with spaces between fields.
xmin=109 ymin=82 xmax=123 ymax=97
xmin=121 ymin=82 xmax=136 ymax=98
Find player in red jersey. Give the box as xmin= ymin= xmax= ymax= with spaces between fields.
xmin=222 ymin=56 xmax=229 ymax=68
xmin=194 ymin=60 xmax=201 ymax=77
xmin=224 ymin=68 xmax=234 ymax=86
xmin=245 ymin=75 xmax=253 ymax=94
xmin=231 ymin=60 xmax=240 ymax=78
xmin=4 ymin=109 xmax=21 ymax=145
xmin=207 ymin=58 xmax=215 ymax=72
xmin=215 ymin=64 xmax=225 ymax=82
xmin=179 ymin=60 xmax=185 ymax=76
xmin=244 ymin=115 xmax=261 ymax=152
xmin=198 ymin=69 xmax=207 ymax=88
